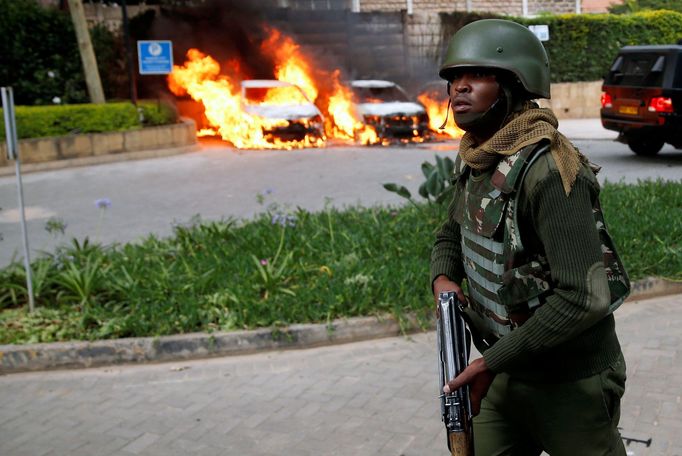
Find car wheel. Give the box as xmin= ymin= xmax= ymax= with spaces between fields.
xmin=627 ymin=133 xmax=664 ymax=156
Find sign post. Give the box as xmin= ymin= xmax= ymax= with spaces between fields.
xmin=2 ymin=87 xmax=35 ymax=313
xmin=137 ymin=40 xmax=173 ymax=75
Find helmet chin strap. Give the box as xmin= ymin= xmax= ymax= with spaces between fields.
xmin=439 ymin=98 xmax=452 ymax=130
xmin=439 ymin=82 xmax=452 ymax=130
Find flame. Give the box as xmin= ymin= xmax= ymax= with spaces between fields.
xmin=263 ymin=28 xmax=318 ymax=102
xmin=325 ymin=71 xmax=378 ymax=145
xmin=167 ymin=28 xmax=382 ymax=149
xmin=418 ymin=91 xmax=464 ymax=139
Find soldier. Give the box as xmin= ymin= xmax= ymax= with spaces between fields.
xmin=431 ymin=19 xmax=630 ymax=455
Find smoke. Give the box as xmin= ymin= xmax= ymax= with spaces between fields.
xmin=150 ymin=0 xmax=278 ymax=80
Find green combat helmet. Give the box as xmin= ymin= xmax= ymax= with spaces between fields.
xmin=439 ymin=19 xmax=551 ymax=99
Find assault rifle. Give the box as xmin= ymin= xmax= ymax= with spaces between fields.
xmin=437 ymin=291 xmax=474 ymax=455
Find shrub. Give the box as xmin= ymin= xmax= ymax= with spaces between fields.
xmin=609 ymin=0 xmax=682 ymax=14
xmin=1 ymin=103 xmax=137 ymax=139
xmin=439 ymin=10 xmax=682 ymax=82
xmin=516 ymin=11 xmax=682 ymax=82
xmin=0 ymin=101 xmax=178 ymax=140
xmin=138 ymin=100 xmax=179 ymax=126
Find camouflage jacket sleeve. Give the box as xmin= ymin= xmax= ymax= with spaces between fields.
xmin=430 ymin=186 xmax=466 ymax=290
xmin=482 ymin=154 xmax=613 ymax=374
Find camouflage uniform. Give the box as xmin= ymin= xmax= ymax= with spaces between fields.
xmin=432 ymin=139 xmax=630 ymax=455
xmin=433 ymin=18 xmax=630 ymax=455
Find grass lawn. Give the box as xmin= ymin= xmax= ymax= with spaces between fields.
xmin=1 ymin=179 xmax=680 ymax=344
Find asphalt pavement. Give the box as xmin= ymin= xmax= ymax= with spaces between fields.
xmin=1 ymin=118 xmax=681 ymax=455
xmin=1 ymin=118 xmax=680 ymax=267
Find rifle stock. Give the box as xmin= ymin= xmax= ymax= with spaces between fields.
xmin=449 ymin=430 xmax=473 ymax=456
xmin=437 ymin=291 xmax=474 ymax=456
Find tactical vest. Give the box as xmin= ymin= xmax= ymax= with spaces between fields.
xmin=451 ymin=141 xmax=630 ymax=344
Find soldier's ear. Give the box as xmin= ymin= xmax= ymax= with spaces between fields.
xmin=446 ymin=82 xmax=451 ymax=96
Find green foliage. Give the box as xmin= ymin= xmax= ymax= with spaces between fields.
xmin=439 ymin=10 xmax=682 ymax=82
xmin=0 ymin=180 xmax=680 ymax=344
xmin=0 ymin=102 xmax=176 ymax=140
xmin=138 ymin=100 xmax=179 ymax=126
xmin=0 ymin=103 xmax=137 ymax=139
xmin=600 ymin=179 xmax=682 ymax=282
xmin=384 ymin=155 xmax=456 ymax=205
xmin=515 ymin=11 xmax=682 ymax=82
xmin=609 ymin=0 xmax=682 ymax=14
xmin=0 ymin=0 xmax=123 ymax=105
xmin=0 ymin=203 xmax=443 ymax=343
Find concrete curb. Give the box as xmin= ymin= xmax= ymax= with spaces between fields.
xmin=1 ymin=277 xmax=680 ymax=374
xmin=0 ymin=315 xmax=422 ymax=374
xmin=0 ymin=118 xmax=198 ymax=176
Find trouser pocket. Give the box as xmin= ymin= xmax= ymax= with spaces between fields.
xmin=600 ymin=355 xmax=627 ymax=421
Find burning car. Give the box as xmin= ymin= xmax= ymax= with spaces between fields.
xmin=417 ymin=80 xmax=464 ymax=139
xmin=350 ymin=80 xmax=430 ymax=141
xmin=240 ymin=80 xmax=325 ymax=147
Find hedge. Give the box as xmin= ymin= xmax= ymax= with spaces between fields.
xmin=0 ymin=101 xmax=177 ymax=140
xmin=517 ymin=10 xmax=682 ymax=82
xmin=440 ymin=10 xmax=682 ymax=83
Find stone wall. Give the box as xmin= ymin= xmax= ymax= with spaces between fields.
xmin=538 ymin=80 xmax=603 ymax=119
xmin=404 ymin=12 xmax=443 ymax=81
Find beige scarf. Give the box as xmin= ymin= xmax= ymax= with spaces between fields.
xmin=458 ymin=103 xmax=586 ymax=195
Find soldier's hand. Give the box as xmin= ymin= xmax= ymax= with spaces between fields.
xmin=433 ymin=275 xmax=466 ymax=306
xmin=443 ymin=357 xmax=495 ymax=416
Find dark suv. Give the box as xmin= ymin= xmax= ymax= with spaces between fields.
xmin=600 ymin=45 xmax=682 ymax=156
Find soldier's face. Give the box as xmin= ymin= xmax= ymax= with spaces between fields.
xmin=448 ymin=69 xmax=501 ymax=114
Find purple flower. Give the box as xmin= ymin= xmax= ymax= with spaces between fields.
xmin=263 ymin=188 xmax=274 ymax=195
xmin=95 ymin=198 xmax=112 ymax=209
xmin=271 ymin=213 xmax=297 ymax=227
xmin=260 ymin=259 xmax=268 ymax=266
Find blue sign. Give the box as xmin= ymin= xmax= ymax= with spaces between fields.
xmin=137 ymin=40 xmax=173 ymax=75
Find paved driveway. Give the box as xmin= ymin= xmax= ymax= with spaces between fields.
xmin=1 ymin=293 xmax=680 ymax=456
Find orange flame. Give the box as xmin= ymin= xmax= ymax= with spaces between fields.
xmin=262 ymin=28 xmax=318 ymax=102
xmin=417 ymin=91 xmax=464 ymax=139
xmin=168 ymin=28 xmax=379 ymax=149
xmin=325 ymin=71 xmax=378 ymax=145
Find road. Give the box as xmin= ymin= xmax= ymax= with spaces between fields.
xmin=0 ymin=138 xmax=680 ymax=267
xmin=1 ymin=293 xmax=680 ymax=456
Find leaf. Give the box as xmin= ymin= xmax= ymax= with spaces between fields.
xmin=418 ymin=182 xmax=430 ymax=199
xmin=383 ymin=183 xmax=412 ymax=200
xmin=421 ymin=161 xmax=435 ymax=178
xmin=383 ymin=183 xmax=399 ymax=193
xmin=426 ymin=171 xmax=443 ymax=197
xmin=435 ymin=185 xmax=456 ymax=205
xmin=435 ymin=154 xmax=456 ymax=181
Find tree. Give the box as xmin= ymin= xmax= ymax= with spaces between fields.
xmin=0 ymin=0 xmax=122 ymax=105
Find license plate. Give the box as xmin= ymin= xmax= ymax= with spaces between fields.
xmin=619 ymin=105 xmax=638 ymax=115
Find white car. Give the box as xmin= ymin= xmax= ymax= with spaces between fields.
xmin=350 ymin=80 xmax=430 ymax=140
xmin=240 ymin=80 xmax=325 ymax=144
